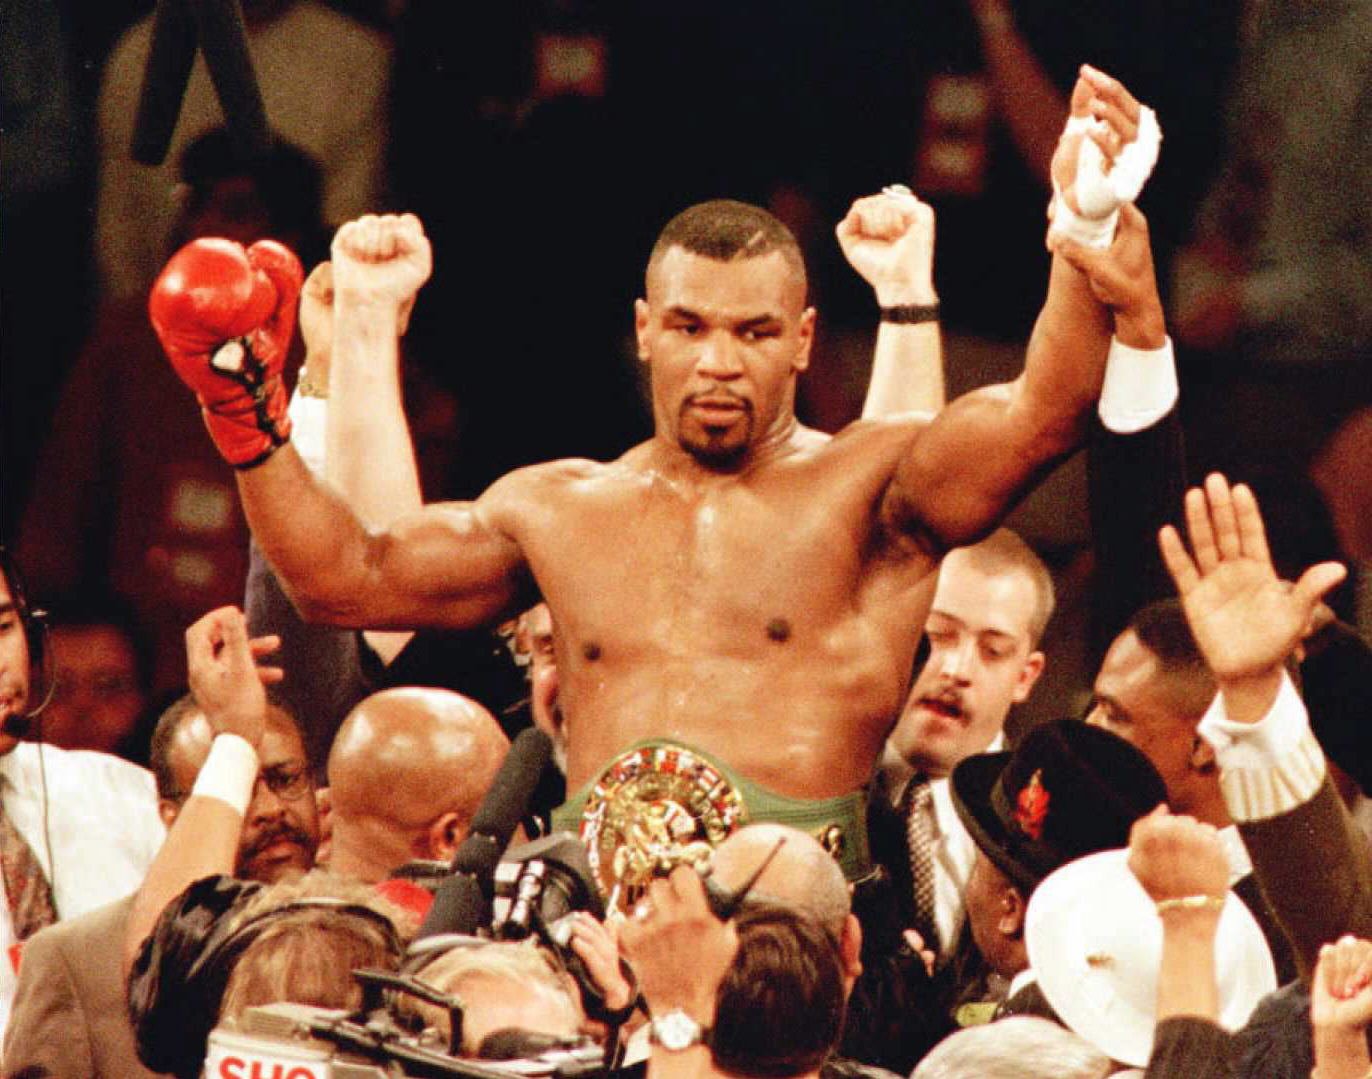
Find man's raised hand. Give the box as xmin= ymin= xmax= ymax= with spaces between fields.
xmin=330 ymin=213 xmax=432 ymax=333
xmin=184 ymin=606 xmax=282 ymax=748
xmin=1159 ymin=474 xmax=1346 ymax=716
xmin=836 ymin=187 xmax=937 ymax=307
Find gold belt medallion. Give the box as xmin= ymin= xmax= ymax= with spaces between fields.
xmin=580 ymin=744 xmax=748 ymax=912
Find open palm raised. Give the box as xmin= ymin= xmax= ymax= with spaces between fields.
xmin=1158 ymin=474 xmax=1346 ymax=684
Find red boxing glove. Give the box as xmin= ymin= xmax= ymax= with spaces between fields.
xmin=150 ymin=237 xmax=304 ymax=468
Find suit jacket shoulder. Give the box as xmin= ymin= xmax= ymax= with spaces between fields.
xmin=4 ymin=894 xmax=170 ymax=1078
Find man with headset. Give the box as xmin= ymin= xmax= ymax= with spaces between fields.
xmin=0 ymin=548 xmax=164 ymax=1032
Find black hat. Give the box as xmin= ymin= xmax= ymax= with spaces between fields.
xmin=950 ymin=720 xmax=1167 ymax=896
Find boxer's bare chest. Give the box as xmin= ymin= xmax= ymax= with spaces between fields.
xmin=504 ymin=438 xmax=939 ymax=795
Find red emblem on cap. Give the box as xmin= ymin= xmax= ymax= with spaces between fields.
xmin=1014 ymin=769 xmax=1050 ymax=840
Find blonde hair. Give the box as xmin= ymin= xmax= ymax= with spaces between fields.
xmin=217 ymin=869 xmax=412 ymax=1025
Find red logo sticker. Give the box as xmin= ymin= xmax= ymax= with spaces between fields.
xmin=1014 ymin=769 xmax=1050 ymax=840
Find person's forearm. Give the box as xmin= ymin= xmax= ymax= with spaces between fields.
xmin=1016 ymin=253 xmax=1114 ymax=448
xmin=123 ymin=735 xmax=257 ymax=974
xmin=327 ymin=295 xmax=423 ymax=525
xmin=328 ymin=293 xmax=422 ymax=661
xmin=1156 ymin=912 xmax=1222 ymax=1021
xmin=1312 ymin=1024 xmax=1372 ymax=1079
xmin=863 ymin=322 xmax=944 ymax=419
xmin=1218 ymin=666 xmax=1285 ymax=727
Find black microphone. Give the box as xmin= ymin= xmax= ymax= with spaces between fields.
xmin=131 ymin=0 xmax=200 ymax=165
xmin=418 ymin=728 xmax=552 ymax=938
xmin=188 ymin=0 xmax=271 ymax=160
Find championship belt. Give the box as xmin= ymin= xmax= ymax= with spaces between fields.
xmin=580 ymin=744 xmax=748 ymax=913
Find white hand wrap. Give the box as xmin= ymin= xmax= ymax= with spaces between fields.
xmin=1050 ymin=106 xmax=1161 ymax=249
xmin=190 ymin=733 xmax=259 ymax=816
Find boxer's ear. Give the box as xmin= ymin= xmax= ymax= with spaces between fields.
xmin=634 ymin=298 xmax=652 ymax=363
xmin=792 ymin=307 xmax=817 ymax=373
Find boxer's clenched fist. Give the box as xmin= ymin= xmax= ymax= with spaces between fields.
xmin=836 ymin=187 xmax=937 ymax=307
xmin=150 ymin=237 xmax=303 ymax=468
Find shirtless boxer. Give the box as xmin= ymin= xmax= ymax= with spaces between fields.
xmin=152 ymin=68 xmax=1163 ymax=893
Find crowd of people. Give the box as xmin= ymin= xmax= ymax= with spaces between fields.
xmin=1 ymin=16 xmax=1370 ymax=1079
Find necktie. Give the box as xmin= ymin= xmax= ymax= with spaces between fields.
xmin=0 ymin=792 xmax=57 ymax=942
xmin=900 ymin=773 xmax=939 ymax=954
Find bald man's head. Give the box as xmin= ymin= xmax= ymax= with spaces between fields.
xmin=326 ymin=688 xmax=510 ymax=880
xmin=710 ymin=823 xmax=850 ymax=936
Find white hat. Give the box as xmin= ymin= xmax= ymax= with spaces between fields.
xmin=1024 ymin=848 xmax=1276 ymax=1067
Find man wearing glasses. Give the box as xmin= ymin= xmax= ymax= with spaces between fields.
xmin=154 ymin=697 xmax=319 ymax=884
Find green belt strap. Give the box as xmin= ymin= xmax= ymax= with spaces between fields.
xmin=551 ymin=739 xmax=873 ymax=881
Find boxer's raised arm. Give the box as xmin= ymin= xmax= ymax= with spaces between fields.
xmin=151 ymin=229 xmax=535 ymax=632
xmin=880 ymin=68 xmax=1160 ymax=552
xmin=320 ymin=213 xmax=431 ymax=659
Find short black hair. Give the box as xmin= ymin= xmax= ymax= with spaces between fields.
xmin=149 ymin=693 xmax=203 ymax=801
xmin=1128 ymin=599 xmax=1207 ymax=676
xmin=1126 ymin=599 xmax=1217 ymax=716
xmin=647 ymin=199 xmax=806 ymax=297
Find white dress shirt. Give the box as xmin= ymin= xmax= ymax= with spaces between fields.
xmin=0 ymin=742 xmax=164 ymax=1032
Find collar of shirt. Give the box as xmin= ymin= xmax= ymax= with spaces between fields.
xmin=881 ymin=731 xmax=1007 ymax=811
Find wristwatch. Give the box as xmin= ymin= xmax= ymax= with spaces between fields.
xmin=648 ymin=1008 xmax=710 ymax=1051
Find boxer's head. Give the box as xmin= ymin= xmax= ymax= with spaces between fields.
xmin=0 ymin=548 xmax=48 ymax=756
xmin=636 ymin=200 xmax=815 ymax=468
xmin=153 ymin=698 xmax=320 ymax=882
xmin=890 ymin=531 xmax=1052 ymax=778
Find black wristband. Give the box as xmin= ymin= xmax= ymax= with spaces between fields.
xmin=880 ymin=302 xmax=940 ymax=325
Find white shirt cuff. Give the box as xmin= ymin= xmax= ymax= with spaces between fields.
xmin=1098 ymin=336 xmax=1178 ymax=434
xmin=1197 ymin=670 xmax=1326 ymax=821
xmin=288 ymin=389 xmax=328 ymax=477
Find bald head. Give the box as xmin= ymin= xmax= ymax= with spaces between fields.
xmin=327 ymin=688 xmax=509 ymax=878
xmin=710 ymin=823 xmax=850 ymax=936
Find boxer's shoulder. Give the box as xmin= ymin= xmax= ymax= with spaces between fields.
xmin=475 ymin=455 xmax=635 ymax=526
